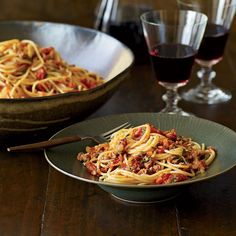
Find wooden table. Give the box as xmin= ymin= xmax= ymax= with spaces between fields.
xmin=1 ymin=1 xmax=236 ymax=236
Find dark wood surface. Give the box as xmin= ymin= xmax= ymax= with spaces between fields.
xmin=0 ymin=1 xmax=236 ymax=235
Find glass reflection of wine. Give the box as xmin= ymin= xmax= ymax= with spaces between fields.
xmin=196 ymin=24 xmax=229 ymax=67
xmin=94 ymin=1 xmax=154 ymax=64
xmin=150 ymin=43 xmax=196 ymax=85
xmin=109 ymin=20 xmax=149 ymax=64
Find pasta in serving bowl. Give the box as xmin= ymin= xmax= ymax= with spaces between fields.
xmin=0 ymin=39 xmax=104 ymax=98
xmin=0 ymin=21 xmax=134 ymax=144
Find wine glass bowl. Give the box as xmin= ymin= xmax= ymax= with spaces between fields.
xmin=178 ymin=0 xmax=236 ymax=104
xmin=140 ymin=10 xmax=207 ymax=115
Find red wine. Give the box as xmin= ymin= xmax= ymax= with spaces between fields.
xmin=197 ymin=24 xmax=229 ymax=61
xmin=150 ymin=44 xmax=196 ymax=84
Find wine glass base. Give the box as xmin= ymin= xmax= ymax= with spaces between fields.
xmin=160 ymin=108 xmax=194 ymax=116
xmin=182 ymin=86 xmax=232 ymax=104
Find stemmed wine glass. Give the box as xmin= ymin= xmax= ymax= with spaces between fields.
xmin=178 ymin=0 xmax=236 ymax=104
xmin=140 ymin=10 xmax=207 ymax=115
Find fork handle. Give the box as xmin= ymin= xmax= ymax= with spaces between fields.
xmin=7 ymin=135 xmax=83 ymax=152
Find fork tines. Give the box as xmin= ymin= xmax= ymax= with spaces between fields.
xmin=102 ymin=122 xmax=132 ymax=140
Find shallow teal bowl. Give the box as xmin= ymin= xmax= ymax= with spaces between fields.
xmin=44 ymin=113 xmax=236 ymax=203
xmin=0 ymin=21 xmax=134 ymax=144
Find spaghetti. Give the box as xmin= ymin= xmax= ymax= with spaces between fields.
xmin=77 ymin=123 xmax=216 ymax=185
xmin=0 ymin=39 xmax=104 ymax=98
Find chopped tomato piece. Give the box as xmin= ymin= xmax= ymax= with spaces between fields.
xmin=133 ymin=127 xmax=143 ymax=139
xmin=40 ymin=47 xmax=53 ymax=55
xmin=85 ymin=162 xmax=97 ymax=176
xmin=80 ymin=78 xmax=97 ymax=89
xmin=36 ymin=84 xmax=46 ymax=92
xmin=155 ymin=173 xmax=173 ymax=184
xmin=164 ymin=129 xmax=177 ymax=141
xmin=36 ymin=68 xmax=46 ymax=80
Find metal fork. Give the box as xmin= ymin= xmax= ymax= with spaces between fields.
xmin=7 ymin=122 xmax=132 ymax=152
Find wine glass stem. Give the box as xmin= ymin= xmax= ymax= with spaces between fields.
xmin=197 ymin=66 xmax=216 ymax=88
xmin=162 ymin=86 xmax=181 ymax=113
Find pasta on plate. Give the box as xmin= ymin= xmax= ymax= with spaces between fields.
xmin=0 ymin=39 xmax=103 ymax=98
xmin=77 ymin=123 xmax=216 ymax=185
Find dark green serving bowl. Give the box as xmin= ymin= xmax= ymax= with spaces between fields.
xmin=0 ymin=21 xmax=134 ymax=144
xmin=44 ymin=113 xmax=236 ymax=203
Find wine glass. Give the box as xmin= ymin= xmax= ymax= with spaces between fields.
xmin=177 ymin=0 xmax=236 ymax=104
xmin=140 ymin=10 xmax=207 ymax=115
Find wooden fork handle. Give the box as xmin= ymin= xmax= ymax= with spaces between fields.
xmin=7 ymin=135 xmax=83 ymax=152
